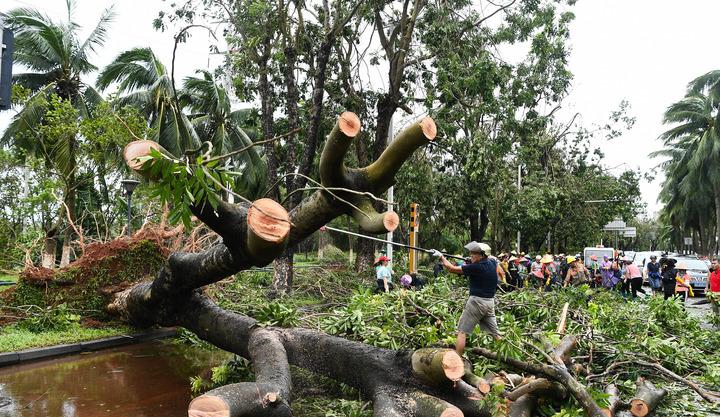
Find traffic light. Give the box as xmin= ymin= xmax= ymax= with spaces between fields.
xmin=0 ymin=28 xmax=14 ymax=110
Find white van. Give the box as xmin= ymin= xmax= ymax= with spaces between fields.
xmin=583 ymin=247 xmax=615 ymax=267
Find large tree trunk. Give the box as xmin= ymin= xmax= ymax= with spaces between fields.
xmin=271 ymin=248 xmax=294 ymax=296
xmin=42 ymin=211 xmax=64 ymax=268
xmin=59 ymin=181 xmax=76 ymax=268
xmin=41 ymin=230 xmax=58 ymax=269
xmin=354 ymin=231 xmax=376 ymax=272
xmin=106 ymin=114 xmax=648 ymax=417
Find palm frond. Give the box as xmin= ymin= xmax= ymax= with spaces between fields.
xmin=80 ymin=5 xmax=115 ymax=55
xmin=96 ymin=47 xmax=165 ymax=92
xmin=0 ymin=84 xmax=54 ymax=149
xmin=13 ymin=72 xmax=55 ymax=92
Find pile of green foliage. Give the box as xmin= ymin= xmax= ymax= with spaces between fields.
xmin=196 ymin=269 xmax=720 ymax=417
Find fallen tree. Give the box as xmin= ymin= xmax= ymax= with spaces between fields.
xmin=32 ymin=111 xmax=709 ymax=416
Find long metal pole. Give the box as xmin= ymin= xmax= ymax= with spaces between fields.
xmin=386 ymin=115 xmax=394 ymax=263
xmin=323 ymin=226 xmax=465 ymax=261
xmin=516 ymin=164 xmax=521 ymax=253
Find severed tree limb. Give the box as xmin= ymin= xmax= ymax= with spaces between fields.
xmin=602 ymin=384 xmax=621 ymax=417
xmin=508 ymin=394 xmax=536 ymax=417
xmin=505 ymin=378 xmax=566 ymax=401
xmin=471 ymin=347 xmax=606 ymax=417
xmin=557 ymin=302 xmax=569 ymax=335
xmin=188 ymin=328 xmax=292 ymax=417
xmin=552 ymin=335 xmax=577 ymax=368
xmin=629 ymin=377 xmax=666 ymax=417
xmin=188 ymin=382 xmax=291 ymax=417
xmin=410 ymin=392 xmax=464 ymax=417
xmin=633 ymin=360 xmax=719 ymax=403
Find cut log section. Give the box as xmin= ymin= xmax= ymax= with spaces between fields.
xmin=602 ymin=384 xmax=621 ymax=417
xmin=411 ymin=392 xmax=464 ymax=417
xmin=461 ymin=360 xmax=491 ymax=394
xmin=412 ymin=348 xmax=465 ymax=387
xmin=319 ymin=112 xmax=361 ymax=187
xmin=123 ymin=139 xmax=169 ymax=178
xmin=351 ymin=199 xmax=400 ymax=234
xmin=188 ymin=395 xmax=230 ymax=417
xmin=188 ymin=382 xmax=291 ymax=417
xmin=629 ymin=377 xmax=666 ymax=417
xmin=246 ymin=199 xmax=291 ymax=264
xmin=364 ymin=117 xmax=437 ymax=191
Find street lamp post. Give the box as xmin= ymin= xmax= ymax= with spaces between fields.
xmin=121 ymin=179 xmax=140 ymax=236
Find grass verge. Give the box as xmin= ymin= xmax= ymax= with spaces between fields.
xmin=0 ymin=323 xmax=133 ymax=352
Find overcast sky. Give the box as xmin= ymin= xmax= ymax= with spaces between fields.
xmin=2 ymin=0 xmax=719 ymax=217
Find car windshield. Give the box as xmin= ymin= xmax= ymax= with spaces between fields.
xmin=673 ymin=258 xmax=708 ymax=271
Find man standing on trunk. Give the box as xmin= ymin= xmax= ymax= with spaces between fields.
xmin=434 ymin=241 xmax=501 ymax=355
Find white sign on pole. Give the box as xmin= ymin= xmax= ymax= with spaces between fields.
xmin=622 ymin=227 xmax=636 ymax=238
xmin=603 ymin=219 xmax=626 ymax=231
xmin=684 ymin=237 xmax=693 ymax=245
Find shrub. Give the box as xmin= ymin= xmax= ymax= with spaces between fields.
xmin=18 ymin=303 xmax=81 ymax=333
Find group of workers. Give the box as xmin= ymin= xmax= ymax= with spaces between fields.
xmin=488 ymin=252 xmax=702 ymax=301
xmin=376 ymin=243 xmax=720 ymax=356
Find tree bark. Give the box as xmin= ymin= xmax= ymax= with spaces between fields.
xmin=41 ymin=229 xmax=58 ymax=268
xmin=354 ymin=229 xmax=376 ymax=272
xmin=271 ymin=248 xmax=294 ymax=296
xmin=258 ymin=39 xmax=278 ymax=201
xmin=629 ymin=377 xmax=666 ymax=417
xmin=115 ymin=115 xmax=553 ymax=417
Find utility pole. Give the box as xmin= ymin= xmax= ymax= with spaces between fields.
xmin=0 ymin=28 xmax=15 ymax=110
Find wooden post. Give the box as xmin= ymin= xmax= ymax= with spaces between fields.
xmin=409 ymin=203 xmax=419 ymax=273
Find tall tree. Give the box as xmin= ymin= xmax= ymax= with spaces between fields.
xmin=655 ymin=76 xmax=720 ymax=254
xmin=1 ymin=1 xmax=115 ymax=267
xmin=96 ymin=47 xmax=199 ymax=156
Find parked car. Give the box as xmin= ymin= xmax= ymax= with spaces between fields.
xmin=670 ymin=257 xmax=709 ymax=295
xmin=633 ymin=251 xmax=663 ymax=268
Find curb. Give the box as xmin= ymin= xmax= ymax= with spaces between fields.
xmin=0 ymin=327 xmax=177 ymax=367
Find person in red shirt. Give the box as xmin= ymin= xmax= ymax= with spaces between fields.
xmin=707 ymin=258 xmax=720 ymax=318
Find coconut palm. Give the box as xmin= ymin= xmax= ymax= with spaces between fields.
xmin=180 ymin=70 xmax=267 ymax=198
xmin=96 ymin=47 xmax=199 ymax=156
xmin=655 ymin=81 xmax=720 ymax=254
xmin=0 ymin=1 xmax=115 ymax=267
xmin=99 ymin=51 xmax=266 ymax=198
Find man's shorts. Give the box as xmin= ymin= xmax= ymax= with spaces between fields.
xmin=457 ymin=296 xmax=500 ymax=336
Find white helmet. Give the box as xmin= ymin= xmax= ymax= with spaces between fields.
xmin=464 ymin=241 xmax=491 ymax=255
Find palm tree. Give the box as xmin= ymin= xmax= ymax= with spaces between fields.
xmin=180 ymin=70 xmax=266 ymax=198
xmin=655 ymin=82 xmax=720 ymax=254
xmin=96 ymin=47 xmax=199 ymax=156
xmin=0 ymin=1 xmax=115 ymax=267
xmin=98 ymin=52 xmax=266 ymax=198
